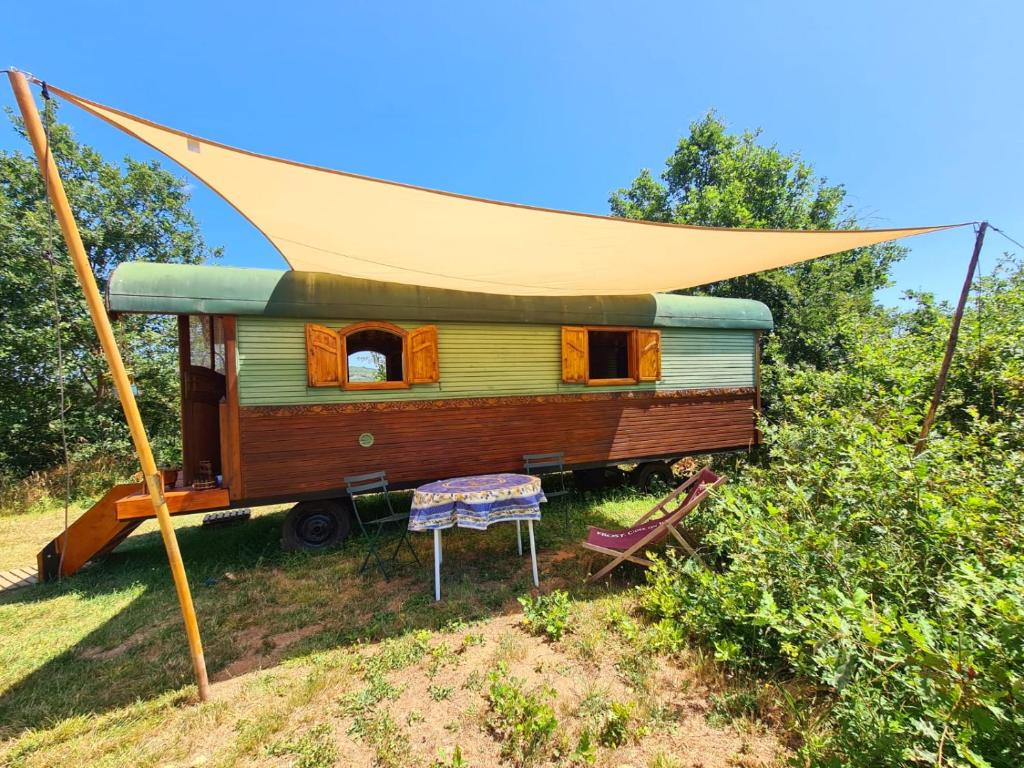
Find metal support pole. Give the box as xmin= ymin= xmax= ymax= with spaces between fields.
xmin=527 ymin=521 xmax=539 ymax=586
xmin=433 ymin=529 xmax=442 ymax=601
xmin=8 ymin=70 xmax=211 ymax=701
xmin=913 ymin=222 xmax=988 ymax=457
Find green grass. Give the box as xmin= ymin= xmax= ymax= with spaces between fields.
xmin=0 ymin=482 xmax=786 ymax=766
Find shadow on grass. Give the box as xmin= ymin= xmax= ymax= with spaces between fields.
xmin=0 ymin=485 xmax=659 ymax=736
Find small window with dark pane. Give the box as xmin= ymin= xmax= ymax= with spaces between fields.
xmin=561 ymin=326 xmax=661 ymax=386
xmin=587 ymin=330 xmax=633 ymax=382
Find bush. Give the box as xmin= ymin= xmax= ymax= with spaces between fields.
xmin=598 ymin=700 xmax=634 ymax=748
xmin=0 ymin=455 xmax=136 ymax=516
xmin=486 ymin=664 xmax=559 ymax=766
xmin=265 ymin=723 xmax=337 ymax=768
xmin=518 ymin=590 xmax=573 ymax=641
xmin=638 ymin=262 xmax=1024 ymax=767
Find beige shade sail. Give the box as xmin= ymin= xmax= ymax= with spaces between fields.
xmin=51 ymin=85 xmax=964 ymax=296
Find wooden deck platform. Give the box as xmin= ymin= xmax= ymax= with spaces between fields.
xmin=115 ymin=487 xmax=232 ymax=521
xmin=0 ymin=566 xmax=38 ymax=594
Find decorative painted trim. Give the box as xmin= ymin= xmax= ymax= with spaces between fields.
xmin=240 ymin=387 xmax=756 ymax=419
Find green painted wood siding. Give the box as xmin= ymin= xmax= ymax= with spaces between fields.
xmin=236 ymin=317 xmax=755 ymax=406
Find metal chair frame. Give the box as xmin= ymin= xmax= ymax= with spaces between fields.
xmin=523 ymin=452 xmax=570 ymax=528
xmin=344 ymin=470 xmax=419 ymax=579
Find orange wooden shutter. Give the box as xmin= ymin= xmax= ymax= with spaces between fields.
xmin=561 ymin=326 xmax=588 ymax=383
xmin=408 ymin=325 xmax=440 ymax=383
xmin=305 ymin=323 xmax=342 ymax=387
xmin=636 ymin=329 xmax=661 ymax=381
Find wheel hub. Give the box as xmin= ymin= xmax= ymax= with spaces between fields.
xmin=297 ymin=510 xmax=337 ymax=546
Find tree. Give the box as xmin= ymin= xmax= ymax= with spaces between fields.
xmin=0 ymin=103 xmax=220 ymax=481
xmin=610 ymin=111 xmax=905 ymax=369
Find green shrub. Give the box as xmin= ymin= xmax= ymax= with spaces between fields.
xmin=430 ymin=745 xmax=468 ymax=768
xmin=518 ymin=590 xmax=573 ymax=641
xmin=639 ymin=264 xmax=1024 ymax=767
xmin=486 ymin=663 xmax=559 ymax=766
xmin=265 ymin=723 xmax=337 ymax=768
xmin=348 ymin=711 xmax=409 ymax=768
xmin=570 ymin=728 xmax=597 ymax=765
xmin=706 ymin=689 xmax=760 ymax=728
xmin=598 ymin=700 xmax=633 ymax=748
xmin=429 ymin=683 xmax=454 ymax=701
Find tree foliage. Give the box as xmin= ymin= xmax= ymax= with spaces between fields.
xmin=0 ymin=104 xmax=219 ymax=483
xmin=639 ymin=259 xmax=1024 ymax=767
xmin=610 ymin=111 xmax=906 ymax=368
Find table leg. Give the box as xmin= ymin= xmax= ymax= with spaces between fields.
xmin=516 ymin=520 xmax=523 ymax=556
xmin=433 ymin=528 xmax=441 ymax=602
xmin=527 ymin=520 xmax=539 ymax=587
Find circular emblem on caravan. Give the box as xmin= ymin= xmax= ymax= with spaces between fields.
xmin=358 ymin=432 xmax=375 ymax=448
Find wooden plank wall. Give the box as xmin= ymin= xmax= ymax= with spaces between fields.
xmin=237 ymin=389 xmax=757 ymax=500
xmin=236 ymin=318 xmax=756 ymax=406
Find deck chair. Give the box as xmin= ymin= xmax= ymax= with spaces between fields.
xmin=523 ymin=452 xmax=569 ymax=529
xmin=344 ymin=470 xmax=419 ymax=579
xmin=582 ymin=466 xmax=725 ymax=582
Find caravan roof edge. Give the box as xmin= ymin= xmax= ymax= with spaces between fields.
xmin=106 ymin=262 xmax=774 ymax=330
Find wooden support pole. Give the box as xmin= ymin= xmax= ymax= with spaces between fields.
xmin=8 ymin=70 xmax=211 ymax=701
xmin=913 ymin=222 xmax=988 ymax=457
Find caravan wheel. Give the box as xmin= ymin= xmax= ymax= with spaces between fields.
xmin=631 ymin=462 xmax=674 ymax=494
xmin=281 ymin=498 xmax=352 ymax=551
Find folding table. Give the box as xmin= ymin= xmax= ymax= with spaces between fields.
xmin=409 ymin=473 xmax=546 ymax=600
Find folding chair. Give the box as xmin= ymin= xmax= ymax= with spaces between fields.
xmin=344 ymin=470 xmax=419 ymax=579
xmin=581 ymin=466 xmax=724 ymax=582
xmin=524 ymin=451 xmax=569 ymax=524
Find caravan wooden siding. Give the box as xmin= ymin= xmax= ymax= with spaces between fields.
xmin=236 ymin=389 xmax=757 ymax=499
xmin=236 ymin=318 xmax=756 ymax=406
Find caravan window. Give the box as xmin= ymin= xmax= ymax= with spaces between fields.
xmin=587 ymin=330 xmax=633 ymax=382
xmin=345 ymin=327 xmax=404 ymax=384
xmin=561 ymin=326 xmax=662 ymax=385
xmin=339 ymin=322 xmax=408 ymax=390
xmin=188 ymin=316 xmax=226 ymax=374
xmin=305 ymin=321 xmax=441 ymax=389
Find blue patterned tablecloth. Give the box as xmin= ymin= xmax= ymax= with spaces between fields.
xmin=409 ymin=473 xmax=546 ymax=531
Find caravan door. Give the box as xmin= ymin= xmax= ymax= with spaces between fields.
xmin=178 ymin=315 xmax=226 ymax=485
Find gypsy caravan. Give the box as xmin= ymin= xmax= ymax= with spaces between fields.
xmin=39 ymin=261 xmax=771 ymax=578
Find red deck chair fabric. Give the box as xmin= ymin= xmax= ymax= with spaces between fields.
xmin=583 ymin=467 xmax=724 ymax=582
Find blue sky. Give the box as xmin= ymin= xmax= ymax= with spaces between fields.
xmin=3 ymin=1 xmax=1021 ymax=305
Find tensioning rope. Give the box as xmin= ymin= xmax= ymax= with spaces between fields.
xmin=981 ymin=223 xmax=1023 ymax=413
xmin=989 ymin=224 xmax=1024 ymax=252
xmin=40 ymin=82 xmax=73 ymax=580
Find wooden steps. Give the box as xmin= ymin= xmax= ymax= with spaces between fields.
xmin=38 ymin=483 xmax=142 ymax=581
xmin=37 ymin=484 xmax=234 ymax=581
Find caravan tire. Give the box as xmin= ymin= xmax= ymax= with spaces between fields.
xmin=631 ymin=462 xmax=674 ymax=494
xmin=281 ymin=498 xmax=352 ymax=551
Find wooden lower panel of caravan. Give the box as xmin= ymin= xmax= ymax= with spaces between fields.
xmin=236 ymin=388 xmax=757 ymax=500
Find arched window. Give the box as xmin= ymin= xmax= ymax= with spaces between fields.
xmin=339 ymin=322 xmax=408 ymax=389
xmin=306 ymin=321 xmax=440 ymax=390
xmin=345 ymin=326 xmax=405 ymax=385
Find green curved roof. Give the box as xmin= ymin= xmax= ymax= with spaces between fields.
xmin=106 ymin=262 xmax=773 ymax=330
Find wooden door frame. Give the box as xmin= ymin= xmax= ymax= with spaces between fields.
xmin=178 ymin=314 xmax=229 ymax=487
xmin=177 ymin=315 xmax=193 ymax=484
xmin=219 ymin=316 xmax=244 ymax=500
